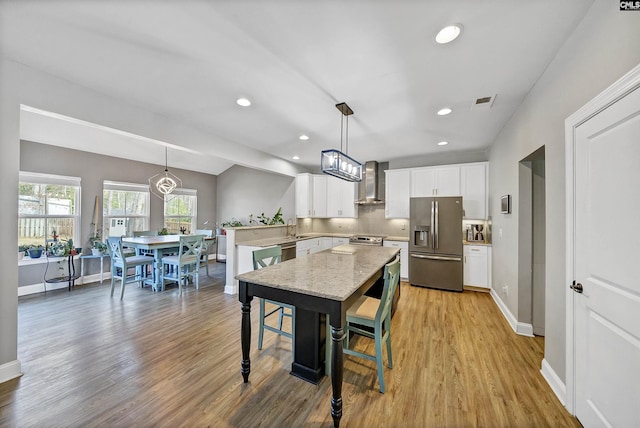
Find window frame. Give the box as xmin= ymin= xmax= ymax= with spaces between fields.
xmin=18 ymin=171 xmax=81 ymax=248
xmin=103 ymin=180 xmax=150 ymax=237
xmin=163 ymin=188 xmax=197 ymax=234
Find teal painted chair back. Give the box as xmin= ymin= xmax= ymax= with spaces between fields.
xmin=377 ymin=255 xmax=401 ymax=325
xmin=252 ymin=246 xmax=282 ymax=269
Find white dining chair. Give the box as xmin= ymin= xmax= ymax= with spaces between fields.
xmin=195 ymin=229 xmax=213 ymax=276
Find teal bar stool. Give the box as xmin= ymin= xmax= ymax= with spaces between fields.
xmin=343 ymin=255 xmax=400 ymax=393
xmin=252 ymin=246 xmax=295 ymax=360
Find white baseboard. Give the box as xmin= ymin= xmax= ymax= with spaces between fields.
xmin=224 ymin=283 xmax=237 ymax=295
xmin=18 ymin=272 xmax=111 ymax=296
xmin=490 ymin=289 xmax=534 ymax=337
xmin=516 ymin=321 xmax=534 ymax=337
xmin=0 ymin=360 xmax=22 ymax=384
xmin=541 ymin=358 xmax=566 ymax=406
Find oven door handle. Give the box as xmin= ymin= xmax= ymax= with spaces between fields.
xmin=410 ymin=253 xmax=461 ymax=262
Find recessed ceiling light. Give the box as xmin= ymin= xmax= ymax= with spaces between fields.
xmin=292 ymin=155 xmax=300 ymax=160
xmin=438 ymin=141 xmax=449 ymax=146
xmin=299 ymin=134 xmax=309 ymax=141
xmin=437 ymin=107 xmax=452 ymax=116
xmin=435 ymin=24 xmax=463 ymax=44
xmin=236 ymin=98 xmax=251 ymax=107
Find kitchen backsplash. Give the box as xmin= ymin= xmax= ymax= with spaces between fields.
xmin=296 ymin=204 xmax=491 ymax=243
xmin=298 ymin=205 xmax=409 ymax=238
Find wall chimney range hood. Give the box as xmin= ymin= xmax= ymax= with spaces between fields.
xmin=355 ymin=161 xmax=387 ymax=205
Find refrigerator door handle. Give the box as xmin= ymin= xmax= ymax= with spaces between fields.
xmin=410 ymin=253 xmax=462 ymax=262
xmin=430 ymin=201 xmax=435 ymax=249
xmin=434 ymin=200 xmax=439 ymax=250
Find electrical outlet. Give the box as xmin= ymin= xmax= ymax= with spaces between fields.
xmin=401 ymin=222 xmax=406 ymax=230
xmin=502 ymin=284 xmax=508 ymax=296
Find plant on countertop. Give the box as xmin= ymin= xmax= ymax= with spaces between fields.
xmin=221 ymin=218 xmax=243 ymax=228
xmin=158 ymin=227 xmax=169 ymax=235
xmin=256 ymin=207 xmax=284 ymax=225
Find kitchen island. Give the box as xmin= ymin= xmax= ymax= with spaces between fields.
xmin=236 ymin=244 xmax=400 ymax=428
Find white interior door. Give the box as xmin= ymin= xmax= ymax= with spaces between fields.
xmin=572 ymin=85 xmax=640 ymax=427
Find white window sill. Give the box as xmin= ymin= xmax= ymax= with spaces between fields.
xmin=18 ymin=254 xmax=81 ymax=267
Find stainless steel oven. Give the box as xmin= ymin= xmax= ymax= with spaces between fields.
xmin=348 ymin=235 xmax=384 ymax=246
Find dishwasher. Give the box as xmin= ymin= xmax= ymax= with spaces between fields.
xmin=280 ymin=242 xmax=296 ymax=261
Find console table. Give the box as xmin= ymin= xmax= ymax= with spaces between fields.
xmin=79 ymin=253 xmax=109 ymax=284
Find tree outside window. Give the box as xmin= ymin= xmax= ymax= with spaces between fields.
xmin=164 ymin=191 xmax=196 ymax=234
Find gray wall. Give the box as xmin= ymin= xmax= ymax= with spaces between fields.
xmin=19 ymin=140 xmax=217 ymax=284
xmin=216 ymin=165 xmax=295 ymax=227
xmin=488 ymin=0 xmax=640 ymax=382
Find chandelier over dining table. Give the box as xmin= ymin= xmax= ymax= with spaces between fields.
xmin=149 ymin=146 xmax=182 ymax=200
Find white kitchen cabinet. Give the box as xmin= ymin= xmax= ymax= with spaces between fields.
xmin=385 ymin=169 xmax=411 ymax=218
xmin=312 ymin=175 xmax=328 ymax=217
xmin=326 ymin=176 xmax=357 ymax=218
xmin=410 ymin=166 xmax=460 ymax=197
xmin=295 ymin=173 xmax=313 ymax=218
xmin=383 ymin=240 xmax=408 ymax=279
xmin=296 ymin=238 xmax=322 ymax=257
xmin=463 ymin=245 xmax=491 ymax=289
xmin=460 ymin=163 xmax=488 ymax=219
xmin=320 ymin=237 xmax=333 ymax=251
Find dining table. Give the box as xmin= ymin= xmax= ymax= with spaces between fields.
xmin=122 ymin=234 xmax=215 ymax=291
xmin=235 ymin=244 xmax=400 ymax=428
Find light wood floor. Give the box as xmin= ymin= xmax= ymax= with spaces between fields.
xmin=1 ymin=263 xmax=580 ymax=427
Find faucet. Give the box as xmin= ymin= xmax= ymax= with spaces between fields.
xmin=286 ymin=218 xmax=296 ymax=238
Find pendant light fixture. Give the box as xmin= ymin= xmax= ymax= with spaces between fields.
xmin=149 ymin=146 xmax=182 ymax=200
xmin=321 ymin=102 xmax=362 ymax=182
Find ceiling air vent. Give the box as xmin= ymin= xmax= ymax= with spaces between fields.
xmin=471 ymin=94 xmax=496 ymax=110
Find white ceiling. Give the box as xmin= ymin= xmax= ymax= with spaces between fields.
xmin=2 ymin=1 xmax=594 ymax=176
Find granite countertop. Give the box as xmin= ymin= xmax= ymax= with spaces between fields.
xmin=237 ymin=232 xmax=354 ymax=247
xmin=236 ymin=245 xmax=400 ymax=301
xmin=463 ymin=240 xmax=492 ymax=246
xmin=384 ymin=235 xmax=409 ymax=242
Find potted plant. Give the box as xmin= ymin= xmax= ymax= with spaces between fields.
xmin=27 ymin=244 xmax=44 ymax=259
xmin=18 ymin=244 xmax=29 ymax=260
xmin=89 ymin=234 xmax=107 ymax=255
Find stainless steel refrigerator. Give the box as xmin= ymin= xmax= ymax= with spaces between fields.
xmin=409 ymin=196 xmax=463 ymax=291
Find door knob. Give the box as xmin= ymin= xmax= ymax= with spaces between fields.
xmin=570 ymin=281 xmax=583 ymax=293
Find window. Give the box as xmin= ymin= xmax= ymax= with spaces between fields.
xmin=164 ymin=189 xmax=197 ymax=234
xmin=103 ymin=181 xmax=150 ymax=237
xmin=18 ymin=172 xmax=81 ymax=248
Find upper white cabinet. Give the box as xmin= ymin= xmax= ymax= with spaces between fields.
xmin=460 ymin=163 xmax=488 ymax=219
xmin=312 ymin=175 xmax=328 ymax=217
xmin=326 ymin=176 xmax=357 ymax=218
xmin=411 ymin=166 xmax=460 ymax=197
xmin=295 ymin=173 xmax=357 ymax=218
xmin=385 ymin=169 xmax=411 ymax=219
xmin=295 ymin=173 xmax=313 ymax=218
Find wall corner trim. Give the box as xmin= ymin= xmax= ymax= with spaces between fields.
xmin=490 ymin=289 xmax=534 ymax=337
xmin=541 ymin=358 xmax=566 ymax=406
xmin=0 ymin=360 xmax=22 ymax=384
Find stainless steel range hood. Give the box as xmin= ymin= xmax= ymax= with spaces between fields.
xmin=355 ymin=161 xmax=387 ymax=205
